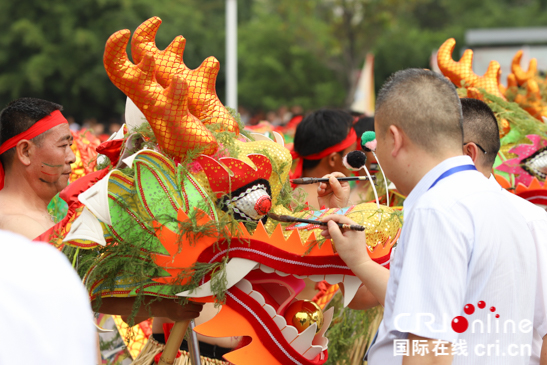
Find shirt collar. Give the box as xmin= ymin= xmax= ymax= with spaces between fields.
xmin=403 ymin=155 xmax=474 ymax=213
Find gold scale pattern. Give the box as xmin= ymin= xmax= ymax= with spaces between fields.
xmin=284 ymin=203 xmax=401 ymax=249
xmin=437 ymin=38 xmax=504 ymax=99
xmin=104 ymin=24 xmax=219 ymax=159
xmin=131 ymin=17 xmax=239 ymax=134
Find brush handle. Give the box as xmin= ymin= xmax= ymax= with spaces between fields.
xmin=290 ymin=176 xmax=375 ymax=185
xmin=269 ymin=214 xmax=365 ymax=231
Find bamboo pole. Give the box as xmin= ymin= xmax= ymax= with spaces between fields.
xmin=158 ymin=320 xmax=191 ymax=365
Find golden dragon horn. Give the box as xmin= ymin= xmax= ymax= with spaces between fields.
xmin=437 ymin=38 xmax=505 ymax=99
xmin=511 ymin=50 xmax=537 ymax=86
xmin=103 ymin=29 xmax=218 ymax=158
xmin=131 ymin=17 xmax=240 ymax=134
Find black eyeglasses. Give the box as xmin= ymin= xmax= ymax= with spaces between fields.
xmin=463 ymin=142 xmax=487 ymax=154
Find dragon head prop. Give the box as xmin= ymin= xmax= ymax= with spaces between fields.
xmin=436 ymin=38 xmax=547 ymax=208
xmin=57 ymin=17 xmax=402 ymax=365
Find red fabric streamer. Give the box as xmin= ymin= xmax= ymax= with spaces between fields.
xmin=96 ymin=138 xmax=124 ymax=167
xmin=153 ymin=323 xmax=182 ymax=363
xmin=289 ymin=128 xmax=357 ymax=184
xmin=0 ymin=110 xmax=68 ymax=190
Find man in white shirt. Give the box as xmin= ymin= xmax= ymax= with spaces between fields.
xmin=0 ymin=230 xmax=97 ymax=364
xmin=461 ymin=97 xmax=547 ymax=365
xmin=322 ymin=69 xmax=537 ymax=364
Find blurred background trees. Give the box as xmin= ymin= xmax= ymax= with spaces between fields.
xmin=1 ymin=0 xmax=547 ymax=124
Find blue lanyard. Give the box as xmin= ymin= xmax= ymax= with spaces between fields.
xmin=428 ymin=164 xmax=477 ymax=190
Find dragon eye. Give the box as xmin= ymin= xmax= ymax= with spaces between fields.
xmin=219 ymin=180 xmax=272 ymax=221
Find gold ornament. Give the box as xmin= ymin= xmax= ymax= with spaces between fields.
xmin=283 ymin=300 xmax=324 ymax=333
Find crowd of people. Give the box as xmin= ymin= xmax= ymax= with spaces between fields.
xmin=1 ymin=68 xmax=546 ymax=365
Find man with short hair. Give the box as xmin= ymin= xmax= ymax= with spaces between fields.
xmin=0 ymin=98 xmax=75 ymax=239
xmin=322 ymin=69 xmax=536 ymax=364
xmin=461 ymin=97 xmax=547 ymax=365
xmin=0 ymin=97 xmax=203 ymax=325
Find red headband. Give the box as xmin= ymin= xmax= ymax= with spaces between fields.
xmin=290 ymin=128 xmax=357 ymax=183
xmin=0 ymin=110 xmax=68 ymax=190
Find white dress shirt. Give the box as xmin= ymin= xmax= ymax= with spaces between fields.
xmin=0 ymin=230 xmax=97 ymax=365
xmin=368 ymin=156 xmax=537 ymax=364
xmin=489 ymin=175 xmax=547 ymax=365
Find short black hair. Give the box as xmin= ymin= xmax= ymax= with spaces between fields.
xmin=0 ymin=97 xmax=63 ymax=168
xmin=375 ymin=68 xmax=463 ymax=154
xmin=353 ymin=116 xmax=375 ymax=149
xmin=293 ymin=109 xmax=353 ymax=170
xmin=461 ymin=98 xmax=500 ymax=168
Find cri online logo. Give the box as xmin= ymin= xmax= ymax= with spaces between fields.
xmin=451 ymin=301 xmax=499 ymax=333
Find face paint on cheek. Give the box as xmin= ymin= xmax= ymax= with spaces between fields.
xmin=40 ymin=161 xmax=64 ymax=182
xmin=42 ymin=162 xmax=63 ymax=168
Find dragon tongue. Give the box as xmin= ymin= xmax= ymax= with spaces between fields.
xmin=175 ymin=258 xmax=258 ymax=298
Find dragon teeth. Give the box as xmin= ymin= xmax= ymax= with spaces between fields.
xmin=273 ymin=315 xmax=287 ymax=329
xmin=282 ymin=326 xmax=298 ymax=343
xmin=325 ymin=274 xmax=344 ymax=285
xmin=240 ymin=276 xmax=336 ymax=359
xmin=257 ymin=264 xmax=362 ymax=308
xmin=313 ymin=307 xmax=334 ymax=350
xmin=264 ymin=303 xmax=277 ymax=318
xmin=275 ymin=270 xmax=290 ymax=277
xmin=249 ymin=290 xmax=266 ymax=306
xmin=291 ymin=323 xmax=317 ymax=354
xmin=308 ymin=275 xmax=325 ymax=282
xmin=235 ymin=279 xmax=252 ymax=294
xmin=259 ymin=264 xmax=275 ymax=274
xmin=175 ymin=258 xmax=257 ymax=297
xmin=342 ymin=275 xmax=362 ymax=307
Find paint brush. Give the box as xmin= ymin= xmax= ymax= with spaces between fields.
xmin=267 ymin=212 xmax=365 ymax=231
xmin=290 ymin=176 xmax=376 ymax=185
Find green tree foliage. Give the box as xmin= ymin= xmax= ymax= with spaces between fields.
xmin=374 ymin=0 xmax=547 ymax=94
xmin=0 ymin=0 xmax=231 ymax=122
xmin=238 ymin=4 xmax=346 ymax=111
xmin=2 ymin=0 xmax=547 ymax=121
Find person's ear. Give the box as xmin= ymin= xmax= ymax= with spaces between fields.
xmin=16 ymin=140 xmax=32 ymax=166
xmin=463 ymin=143 xmax=479 ymax=164
xmin=389 ymin=125 xmax=404 ymax=157
xmin=327 ymin=152 xmax=338 ymax=168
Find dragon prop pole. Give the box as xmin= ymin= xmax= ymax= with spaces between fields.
xmin=158 ymin=320 xmax=190 ymax=365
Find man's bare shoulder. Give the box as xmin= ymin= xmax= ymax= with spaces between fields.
xmin=0 ymin=213 xmax=50 ymax=240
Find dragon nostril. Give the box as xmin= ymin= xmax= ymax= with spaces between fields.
xmin=254 ymin=195 xmax=272 ymax=215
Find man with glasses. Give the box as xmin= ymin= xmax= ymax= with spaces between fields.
xmin=461 ymin=97 xmax=547 ymax=365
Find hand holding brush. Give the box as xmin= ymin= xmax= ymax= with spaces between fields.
xmin=268 ymin=212 xmax=365 ymax=231
xmin=290 ymin=175 xmax=376 ymax=185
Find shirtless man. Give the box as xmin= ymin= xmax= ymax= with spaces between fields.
xmin=0 ymin=98 xmax=74 ymax=238
xmin=0 ymin=97 xmax=202 ymax=322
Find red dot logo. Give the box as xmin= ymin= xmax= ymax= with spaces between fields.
xmin=477 ymin=301 xmax=486 ymax=309
xmin=495 ymin=314 xmax=500 ymax=319
xmin=490 ymin=306 xmax=496 ymax=312
xmin=451 ymin=316 xmax=469 ymax=333
xmin=463 ymin=304 xmax=475 ymax=315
